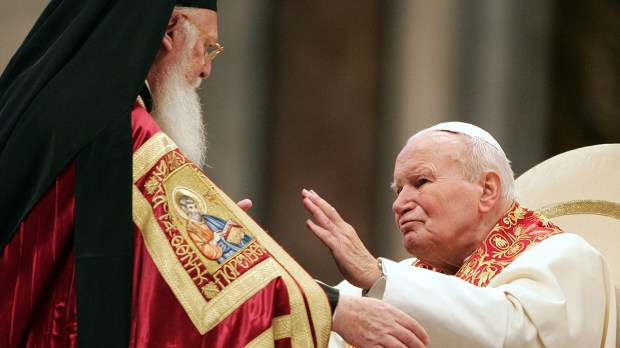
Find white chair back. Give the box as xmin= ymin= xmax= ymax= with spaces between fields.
xmin=515 ymin=144 xmax=620 ymax=346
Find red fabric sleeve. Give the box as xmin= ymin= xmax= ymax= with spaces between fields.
xmin=0 ymin=163 xmax=77 ymax=348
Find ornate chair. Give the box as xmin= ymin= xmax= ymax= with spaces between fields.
xmin=515 ymin=144 xmax=620 ymax=345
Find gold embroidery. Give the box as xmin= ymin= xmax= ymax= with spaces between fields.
xmin=133 ymin=132 xmax=178 ymax=182
xmin=272 ymin=315 xmax=292 ymax=340
xmin=245 ymin=329 xmax=274 ymax=348
xmin=132 ymin=133 xmax=331 ymax=345
xmin=136 ymin=95 xmax=146 ymax=109
xmin=492 ymin=235 xmax=508 ymax=248
xmin=454 ymin=203 xmax=563 ymax=286
xmin=200 ymin=169 xmax=333 ymax=347
xmin=200 ymin=282 xmax=219 ymax=299
xmin=277 ymin=267 xmax=314 ymax=347
xmin=245 ymin=315 xmax=292 ymax=348
xmin=144 ymin=175 xmax=160 ymax=195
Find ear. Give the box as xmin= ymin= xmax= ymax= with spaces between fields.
xmin=478 ymin=171 xmax=502 ymax=213
xmin=162 ymin=12 xmax=186 ymax=52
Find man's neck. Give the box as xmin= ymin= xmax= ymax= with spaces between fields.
xmin=446 ymin=199 xmax=516 ymax=274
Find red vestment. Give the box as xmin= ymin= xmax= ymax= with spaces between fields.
xmin=1 ymin=104 xmax=330 ymax=347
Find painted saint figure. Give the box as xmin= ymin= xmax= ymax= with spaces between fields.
xmin=178 ymin=195 xmax=252 ymax=263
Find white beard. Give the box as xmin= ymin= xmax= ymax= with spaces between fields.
xmin=150 ymin=29 xmax=207 ymax=168
xmin=189 ymin=212 xmax=203 ymax=222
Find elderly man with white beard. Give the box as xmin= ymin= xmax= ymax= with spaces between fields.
xmin=147 ymin=6 xmax=215 ymax=169
xmin=0 ymin=2 xmax=247 ymax=346
xmin=0 ymin=1 xmax=430 ymax=347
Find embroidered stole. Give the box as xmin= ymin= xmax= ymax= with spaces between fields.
xmin=413 ymin=203 xmax=563 ymax=287
xmin=132 ymin=132 xmax=331 ymax=347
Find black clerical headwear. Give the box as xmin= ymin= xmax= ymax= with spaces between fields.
xmin=0 ymin=0 xmax=215 ymax=345
xmin=178 ymin=0 xmax=217 ymax=10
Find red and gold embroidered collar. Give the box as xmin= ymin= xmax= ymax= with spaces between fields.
xmin=412 ymin=203 xmax=563 ymax=287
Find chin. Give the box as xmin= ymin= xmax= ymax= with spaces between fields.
xmin=402 ymin=233 xmax=419 ymax=255
xmin=402 ymin=230 xmax=433 ymax=256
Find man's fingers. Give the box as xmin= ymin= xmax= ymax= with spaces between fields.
xmin=390 ymin=311 xmax=430 ymax=347
xmin=333 ymin=297 xmax=430 ymax=348
xmin=303 ymin=196 xmax=338 ymax=231
xmin=305 ymin=219 xmax=338 ymax=248
xmin=382 ymin=334 xmax=426 ymax=348
xmin=400 ymin=318 xmax=430 ymax=346
xmin=302 ymin=197 xmax=329 ymax=223
xmin=311 ymin=191 xmax=346 ymax=224
xmin=391 ymin=319 xmax=430 ymax=347
xmin=303 ymin=189 xmax=346 ymax=225
xmin=367 ymin=335 xmax=409 ymax=348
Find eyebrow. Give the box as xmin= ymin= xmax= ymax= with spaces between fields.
xmin=389 ymin=181 xmax=397 ymax=192
xmin=390 ymin=168 xmax=435 ymax=192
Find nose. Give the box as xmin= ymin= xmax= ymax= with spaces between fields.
xmin=392 ymin=186 xmax=416 ymax=216
xmin=199 ymin=60 xmax=212 ymax=80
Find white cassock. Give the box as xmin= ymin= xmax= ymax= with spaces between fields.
xmin=330 ymin=229 xmax=617 ymax=347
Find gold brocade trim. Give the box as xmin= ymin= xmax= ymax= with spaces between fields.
xmin=281 ymin=269 xmax=313 ymax=347
xmin=133 ymin=186 xmax=202 ymax=324
xmin=539 ymin=200 xmax=620 ymax=220
xmin=455 ymin=203 xmax=563 ymax=287
xmin=272 ymin=315 xmax=292 ymax=340
xmin=245 ymin=315 xmax=292 ymax=347
xmin=133 ymin=132 xmax=178 ymax=182
xmin=245 ymin=329 xmax=273 ymax=348
xmin=132 ymin=132 xmax=331 ymax=344
xmin=204 ymin=258 xmax=281 ymax=328
xmin=136 ymin=95 xmax=146 ymax=110
xmin=205 ymin=176 xmax=332 ymax=347
xmin=134 ymin=186 xmax=282 ymax=333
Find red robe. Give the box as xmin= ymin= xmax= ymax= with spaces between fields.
xmin=1 ymin=104 xmax=330 ymax=347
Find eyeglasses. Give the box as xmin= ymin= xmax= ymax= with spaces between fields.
xmin=185 ymin=16 xmax=224 ymax=63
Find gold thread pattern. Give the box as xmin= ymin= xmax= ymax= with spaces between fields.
xmin=272 ymin=315 xmax=292 ymax=340
xmin=132 ymin=132 xmax=331 ymax=345
xmin=243 ymin=315 xmax=293 ymax=347
xmin=246 ymin=327 xmax=274 ymax=348
xmin=200 ymin=282 xmax=219 ymax=299
xmin=134 ymin=186 xmax=283 ymax=333
xmin=456 ymin=203 xmax=563 ymax=286
xmin=201 ymin=171 xmax=333 ymax=347
xmin=412 ymin=203 xmax=564 ymax=287
xmin=133 ymin=132 xmax=178 ymax=182
xmin=280 ymin=270 xmax=314 ymax=347
xmin=136 ymin=95 xmax=146 ymax=109
xmin=134 ymin=164 xmax=281 ymax=332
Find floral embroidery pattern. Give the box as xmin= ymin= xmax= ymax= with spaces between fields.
xmin=413 ymin=203 xmax=563 ymax=287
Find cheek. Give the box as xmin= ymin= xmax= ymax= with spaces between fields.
xmin=185 ymin=60 xmax=203 ymax=77
xmin=415 ymin=195 xmax=440 ymax=218
xmin=415 ymin=195 xmax=455 ymax=237
xmin=437 ymin=195 xmax=478 ymax=236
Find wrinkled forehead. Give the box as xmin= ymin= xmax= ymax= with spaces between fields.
xmin=175 ymin=7 xmax=219 ymax=37
xmin=422 ymin=121 xmax=505 ymax=156
xmin=404 ymin=131 xmax=465 ymax=157
xmin=395 ymin=132 xmax=465 ymax=170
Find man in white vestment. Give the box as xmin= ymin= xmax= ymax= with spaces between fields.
xmin=302 ymin=122 xmax=617 ymax=347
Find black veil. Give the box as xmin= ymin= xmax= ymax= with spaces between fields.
xmin=0 ymin=0 xmax=178 ymax=345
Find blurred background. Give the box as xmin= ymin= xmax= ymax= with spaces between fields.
xmin=2 ymin=0 xmax=619 ymax=284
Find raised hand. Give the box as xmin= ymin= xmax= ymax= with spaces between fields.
xmin=333 ymin=296 xmax=430 ymax=348
xmin=302 ymin=189 xmax=381 ymax=289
